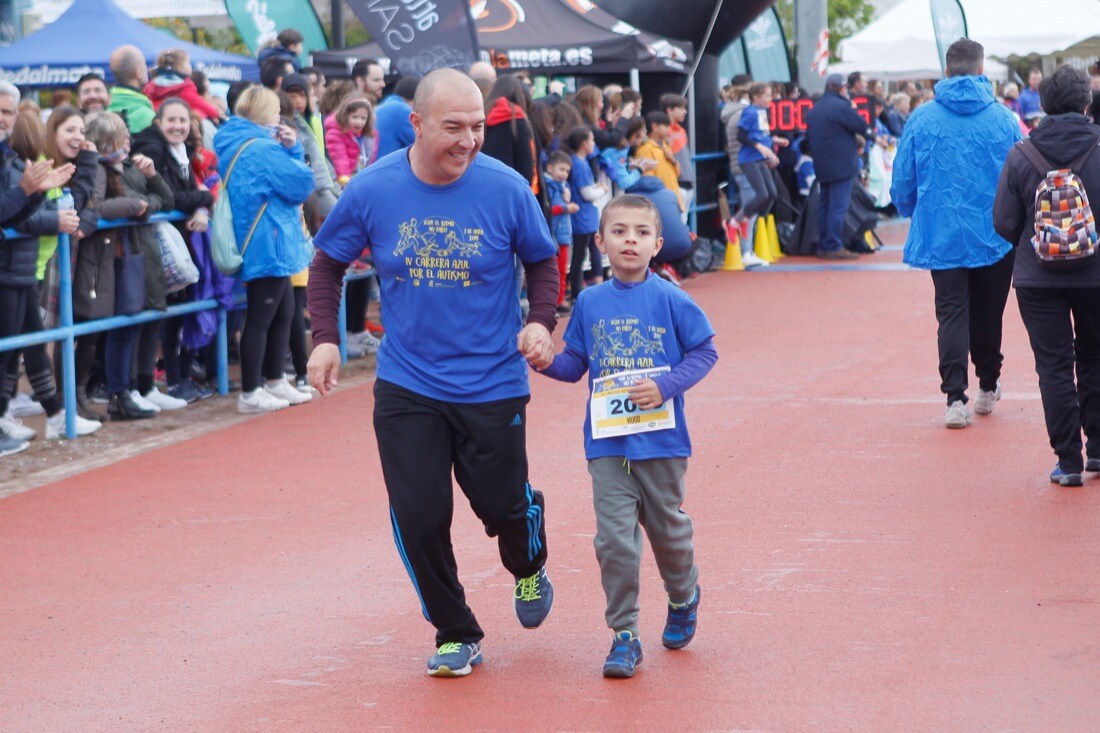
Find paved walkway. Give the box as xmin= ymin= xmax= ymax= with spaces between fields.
xmin=2 ymin=223 xmax=1097 ymax=731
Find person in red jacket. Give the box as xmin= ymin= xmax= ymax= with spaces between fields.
xmin=143 ymin=49 xmax=222 ymax=121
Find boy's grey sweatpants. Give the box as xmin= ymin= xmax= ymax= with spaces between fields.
xmin=588 ymin=456 xmax=699 ymax=635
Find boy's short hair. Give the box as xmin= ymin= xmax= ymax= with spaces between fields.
xmin=660 ymin=93 xmax=687 ymax=112
xmin=747 ymin=82 xmax=770 ymax=101
xmin=565 ymin=125 xmax=593 ymax=154
xmin=1040 ymin=65 xmax=1092 ymax=116
xmin=599 ymin=194 xmax=662 ymax=239
xmin=278 ymin=28 xmax=304 ymax=47
xmin=547 ymin=150 xmax=573 ymax=168
xmin=645 ymin=110 xmax=671 ymax=132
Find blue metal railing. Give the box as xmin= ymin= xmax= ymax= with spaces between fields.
xmin=0 ymin=212 xmax=234 ymax=439
xmin=686 ymin=151 xmax=728 ymax=233
xmin=0 ymin=211 xmax=372 ymax=439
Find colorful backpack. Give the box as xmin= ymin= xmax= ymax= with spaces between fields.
xmin=1017 ymin=137 xmax=1100 ymax=270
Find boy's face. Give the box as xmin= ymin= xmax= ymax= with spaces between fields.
xmin=667 ymin=104 xmax=687 ymax=123
xmin=547 ymin=161 xmax=571 ymax=182
xmin=650 ymin=123 xmax=670 ymax=142
xmin=582 ymin=133 xmax=595 ymax=155
xmin=596 ymin=206 xmax=663 ymax=282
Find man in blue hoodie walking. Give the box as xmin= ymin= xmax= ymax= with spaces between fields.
xmin=892 ymin=38 xmax=1023 ymax=429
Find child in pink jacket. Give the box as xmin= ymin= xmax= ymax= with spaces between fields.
xmin=324 ymin=94 xmax=377 ymax=185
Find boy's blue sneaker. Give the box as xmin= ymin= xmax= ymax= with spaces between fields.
xmin=1050 ymin=464 xmax=1084 ymax=487
xmin=1086 ymin=458 xmax=1100 ymax=473
xmin=427 ymin=641 xmax=482 ymax=677
xmin=603 ymin=630 xmax=643 ymax=678
xmin=514 ymin=567 xmax=554 ymax=628
xmin=662 ymin=585 xmax=700 ymax=650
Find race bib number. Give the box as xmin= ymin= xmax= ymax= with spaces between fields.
xmin=590 ymin=367 xmax=675 ymax=440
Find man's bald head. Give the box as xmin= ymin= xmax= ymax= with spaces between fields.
xmin=110 ymin=45 xmax=148 ymax=86
xmin=414 ymin=68 xmax=482 ymax=120
xmin=468 ymin=61 xmax=497 ymax=84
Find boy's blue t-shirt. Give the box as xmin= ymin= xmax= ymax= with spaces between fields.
xmin=564 ymin=275 xmax=715 ymax=460
xmin=568 ymin=153 xmax=600 ymax=235
xmin=314 ymin=150 xmax=557 ymax=403
xmin=544 ymin=176 xmax=572 ymax=245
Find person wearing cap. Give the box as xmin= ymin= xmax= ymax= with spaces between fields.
xmin=283 ymin=73 xmax=338 ymax=221
xmin=805 ymin=72 xmax=869 ymax=260
xmin=374 ymin=76 xmax=419 ymax=159
xmin=891 ymin=38 xmax=1022 ymax=430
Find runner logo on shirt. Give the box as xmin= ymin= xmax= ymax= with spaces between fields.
xmin=590 ymin=316 xmax=667 ymax=377
xmin=394 ymin=216 xmax=484 ymax=288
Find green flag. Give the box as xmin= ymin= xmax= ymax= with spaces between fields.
xmin=225 ymin=0 xmax=328 ymax=62
xmin=930 ymin=0 xmax=968 ymax=76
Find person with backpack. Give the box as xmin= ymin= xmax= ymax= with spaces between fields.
xmin=891 ymin=39 xmax=1023 ymax=430
xmin=213 ymin=87 xmax=315 ymax=414
xmin=994 ymin=65 xmax=1100 ymax=486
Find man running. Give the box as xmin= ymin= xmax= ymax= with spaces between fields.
xmin=306 ymin=68 xmax=560 ymax=677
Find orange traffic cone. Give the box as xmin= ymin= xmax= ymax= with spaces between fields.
xmin=721 ymin=223 xmax=745 ymax=271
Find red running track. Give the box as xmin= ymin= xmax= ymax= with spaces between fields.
xmin=2 ymin=230 xmax=1098 ymax=731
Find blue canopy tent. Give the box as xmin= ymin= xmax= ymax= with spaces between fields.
xmin=0 ymin=0 xmax=259 ymax=87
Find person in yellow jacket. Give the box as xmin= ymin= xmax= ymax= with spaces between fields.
xmin=633 ymin=111 xmax=685 ymax=213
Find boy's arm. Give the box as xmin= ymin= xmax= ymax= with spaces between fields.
xmin=536 ymin=344 xmax=588 ymax=383
xmin=650 ymin=337 xmax=719 ymax=403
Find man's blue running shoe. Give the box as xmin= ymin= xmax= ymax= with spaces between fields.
xmin=1050 ymin=464 xmax=1083 ymax=487
xmin=514 ymin=567 xmax=554 ymax=628
xmin=662 ymin=585 xmax=700 ymax=650
xmin=427 ymin=641 xmax=482 ymax=677
xmin=602 ymin=630 xmax=643 ymax=678
xmin=1086 ymin=458 xmax=1100 ymax=473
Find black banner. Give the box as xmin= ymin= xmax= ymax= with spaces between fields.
xmin=345 ymin=0 xmax=480 ymax=77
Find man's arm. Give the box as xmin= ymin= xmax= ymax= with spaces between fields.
xmin=307 ymin=248 xmax=349 ymax=348
xmin=518 ymin=256 xmax=559 ymax=369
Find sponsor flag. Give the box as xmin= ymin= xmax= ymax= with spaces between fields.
xmin=346 ymin=0 xmax=480 ymax=76
xmin=929 ymin=0 xmax=968 ymax=76
xmin=224 ymin=0 xmax=329 ymax=61
xmin=741 ymin=6 xmax=790 ymax=83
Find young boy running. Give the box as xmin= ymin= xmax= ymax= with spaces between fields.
xmin=534 ymin=194 xmax=718 ymax=678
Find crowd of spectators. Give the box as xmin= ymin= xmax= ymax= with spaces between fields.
xmin=2 ymin=26 xmax=1099 ymax=460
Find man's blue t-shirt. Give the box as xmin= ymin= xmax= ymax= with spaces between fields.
xmin=564 ymin=275 xmax=715 ymax=460
xmin=314 ymin=150 xmax=557 ymax=403
xmin=374 ymin=95 xmax=415 ymax=158
xmin=568 ymin=153 xmax=600 ymax=235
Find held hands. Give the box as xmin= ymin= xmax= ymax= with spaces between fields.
xmin=627 ymin=378 xmax=664 ymax=411
xmin=518 ymin=323 xmax=554 ymax=370
xmin=307 ymin=343 xmax=341 ymax=396
xmin=567 ymin=202 xmax=579 ymax=213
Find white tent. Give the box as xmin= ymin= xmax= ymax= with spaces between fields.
xmin=832 ymin=0 xmax=1100 ymax=81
